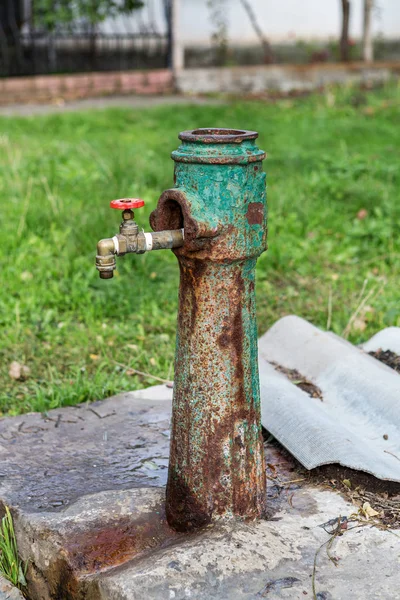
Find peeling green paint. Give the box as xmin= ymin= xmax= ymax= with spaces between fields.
xmin=150 ymin=128 xmax=268 ymax=531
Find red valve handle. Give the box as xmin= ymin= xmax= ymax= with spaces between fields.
xmin=110 ymin=198 xmax=145 ymax=210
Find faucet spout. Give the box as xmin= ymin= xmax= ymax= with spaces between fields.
xmin=96 ymin=237 xmax=117 ymax=279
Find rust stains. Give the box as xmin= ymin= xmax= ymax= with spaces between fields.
xmin=172 ymin=154 xmax=265 ymax=165
xmin=166 ymin=260 xmax=265 ymax=531
xmin=166 ymin=473 xmax=212 ymax=532
xmin=230 ymin=269 xmax=265 ymax=518
xmin=176 ymin=257 xmax=207 ymax=336
xmin=217 ymin=329 xmax=230 ymax=348
xmin=178 ymin=128 xmax=259 ymax=144
xmin=157 ymin=127 xmax=267 ymax=532
xmin=246 ymin=202 xmax=264 ymax=225
xmin=150 ymin=188 xmax=220 ymax=256
xmin=64 ymin=505 xmax=179 ymax=575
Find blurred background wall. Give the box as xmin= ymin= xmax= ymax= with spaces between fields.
xmin=1 ymin=0 xmax=399 ymax=79
xmin=119 ymin=0 xmax=400 ymax=43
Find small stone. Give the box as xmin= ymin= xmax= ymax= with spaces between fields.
xmin=8 ymin=361 xmax=30 ymax=380
xmin=20 ymin=271 xmax=33 ymax=281
xmin=0 ymin=575 xmax=25 ymax=599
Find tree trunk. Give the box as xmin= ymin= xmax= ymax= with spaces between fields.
xmin=163 ymin=0 xmax=172 ymax=68
xmin=171 ymin=0 xmax=184 ymax=74
xmin=363 ymin=0 xmax=373 ymax=62
xmin=240 ymin=0 xmax=273 ymax=64
xmin=340 ymin=0 xmax=351 ymax=62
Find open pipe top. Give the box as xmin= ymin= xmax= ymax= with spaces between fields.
xmin=173 ymin=128 xmax=265 ymax=165
xmin=179 ymin=128 xmax=259 ymax=144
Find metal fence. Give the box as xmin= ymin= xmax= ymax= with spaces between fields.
xmin=0 ymin=1 xmax=171 ymax=77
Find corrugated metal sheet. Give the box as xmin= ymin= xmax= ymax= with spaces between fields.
xmin=258 ymin=316 xmax=400 ymax=482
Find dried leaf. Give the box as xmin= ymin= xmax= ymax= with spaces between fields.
xmin=89 ymin=354 xmax=100 ymax=361
xmin=353 ymin=317 xmax=367 ymax=332
xmin=127 ymin=344 xmax=139 ymax=351
xmin=362 ymin=502 xmax=379 ymax=519
xmin=362 ymin=107 xmax=375 ymax=116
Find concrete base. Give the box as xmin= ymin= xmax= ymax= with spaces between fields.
xmin=1 ymin=385 xmax=399 ymax=599
xmin=0 ymin=576 xmax=24 ymax=600
xmin=94 ymin=490 xmax=399 ymax=600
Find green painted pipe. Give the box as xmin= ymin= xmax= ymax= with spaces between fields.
xmin=150 ymin=128 xmax=268 ymax=531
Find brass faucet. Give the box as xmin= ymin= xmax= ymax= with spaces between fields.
xmin=96 ymin=198 xmax=184 ymax=279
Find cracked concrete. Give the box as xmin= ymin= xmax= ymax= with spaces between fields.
xmin=0 ymin=390 xmax=171 ymax=512
xmin=0 ymin=384 xmax=399 ymax=599
xmin=0 ymin=576 xmax=24 ymax=600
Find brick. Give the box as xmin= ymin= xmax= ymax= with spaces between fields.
xmin=0 ymin=69 xmax=172 ymax=105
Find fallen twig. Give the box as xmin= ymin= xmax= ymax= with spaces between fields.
xmin=312 ymin=516 xmax=343 ymax=599
xmin=342 ymin=282 xmax=383 ymax=338
xmin=265 ymin=474 xmax=305 ymax=486
xmin=327 ymin=285 xmax=333 ymax=330
xmin=112 ymin=360 xmax=173 ymax=386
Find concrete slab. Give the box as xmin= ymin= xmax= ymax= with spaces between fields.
xmin=0 ymin=576 xmax=24 ymax=600
xmin=0 ymin=388 xmax=174 ymax=598
xmin=93 ymin=489 xmax=400 ymax=600
xmin=1 ymin=383 xmax=399 ymax=600
xmin=0 ymin=387 xmax=172 ymax=512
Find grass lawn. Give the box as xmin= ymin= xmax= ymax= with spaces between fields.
xmin=0 ymin=84 xmax=399 ymax=416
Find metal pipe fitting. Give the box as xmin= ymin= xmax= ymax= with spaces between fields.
xmin=96 ymin=238 xmax=117 ymax=279
xmin=136 ymin=229 xmax=185 ymax=254
xmin=95 ymin=205 xmax=184 ymax=278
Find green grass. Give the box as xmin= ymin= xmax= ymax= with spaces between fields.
xmin=1 ymin=83 xmax=399 ymax=416
xmin=0 ymin=506 xmax=27 ymax=589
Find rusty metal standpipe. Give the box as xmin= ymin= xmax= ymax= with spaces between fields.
xmin=96 ymin=128 xmax=268 ymax=532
